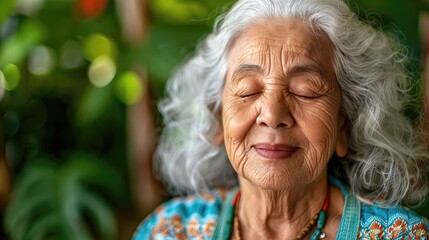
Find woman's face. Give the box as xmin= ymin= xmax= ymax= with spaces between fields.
xmin=222 ymin=19 xmax=348 ymax=190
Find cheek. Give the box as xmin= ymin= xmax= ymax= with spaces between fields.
xmin=296 ymin=98 xmax=340 ymax=159
xmin=222 ymin=95 xmax=257 ymax=142
xmin=222 ymin=94 xmax=258 ymax=170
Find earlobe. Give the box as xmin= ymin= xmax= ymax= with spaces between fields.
xmin=335 ymin=115 xmax=349 ymax=157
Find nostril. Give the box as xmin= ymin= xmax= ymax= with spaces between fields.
xmin=260 ymin=122 xmax=269 ymax=127
xmin=257 ymin=116 xmax=290 ymax=128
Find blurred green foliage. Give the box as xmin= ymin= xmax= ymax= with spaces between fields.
xmin=0 ymin=0 xmax=15 ymax=25
xmin=358 ymin=0 xmax=428 ymax=60
xmin=4 ymin=153 xmax=123 ymax=240
xmin=0 ymin=0 xmax=428 ymax=239
xmin=0 ymin=0 xmax=235 ymax=238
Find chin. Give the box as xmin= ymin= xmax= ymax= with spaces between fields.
xmin=247 ymin=169 xmax=295 ymax=190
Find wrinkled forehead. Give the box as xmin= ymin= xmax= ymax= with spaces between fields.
xmin=227 ymin=18 xmax=334 ymax=71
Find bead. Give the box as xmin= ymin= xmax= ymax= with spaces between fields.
xmin=313 ymin=229 xmax=320 ymax=237
xmin=236 ymin=187 xmax=330 ymax=240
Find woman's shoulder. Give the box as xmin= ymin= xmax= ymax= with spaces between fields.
xmin=358 ymin=202 xmax=429 ymax=239
xmin=132 ymin=188 xmax=231 ymax=240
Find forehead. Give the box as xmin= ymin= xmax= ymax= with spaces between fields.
xmin=228 ymin=19 xmax=334 ymax=68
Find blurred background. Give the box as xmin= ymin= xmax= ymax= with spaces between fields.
xmin=0 ymin=0 xmax=428 ymax=239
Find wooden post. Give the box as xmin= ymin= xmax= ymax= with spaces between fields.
xmin=115 ymin=0 xmax=149 ymax=45
xmin=0 ymin=125 xmax=11 ymax=211
xmin=127 ymin=69 xmax=165 ymax=215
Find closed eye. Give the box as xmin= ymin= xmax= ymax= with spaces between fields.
xmin=236 ymin=85 xmax=261 ymax=98
xmin=238 ymin=92 xmax=260 ymax=98
xmin=291 ymin=92 xmax=321 ymax=100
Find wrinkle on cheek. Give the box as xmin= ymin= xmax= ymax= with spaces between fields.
xmin=223 ymin=104 xmax=245 ymax=136
xmin=297 ymin=97 xmax=340 ymax=174
xmin=303 ymin=143 xmax=324 ymax=175
xmin=226 ymin=136 xmax=249 ymax=177
xmin=222 ymin=104 xmax=235 ymax=127
xmin=222 ymin=100 xmax=252 ymax=177
xmin=239 ymin=147 xmax=252 ymax=178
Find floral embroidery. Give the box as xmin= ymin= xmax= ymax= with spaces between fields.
xmin=174 ymin=233 xmax=189 ymax=240
xmin=364 ymin=221 xmax=384 ymax=240
xmin=154 ymin=205 xmax=164 ymax=214
xmin=359 ymin=216 xmax=429 ymax=240
xmin=152 ymin=217 xmax=170 ymax=236
xmin=171 ymin=215 xmax=185 ymax=233
xmin=203 ymin=220 xmax=216 ymax=237
xmin=202 ymin=192 xmax=215 ymax=201
xmin=410 ymin=222 xmax=429 ymax=239
xmin=187 ymin=219 xmax=200 ymax=236
xmin=216 ymin=189 xmax=227 ymax=200
xmin=387 ymin=219 xmax=407 ymax=239
xmin=195 ymin=234 xmax=205 ymax=240
xmin=135 ymin=185 xmax=429 ymax=240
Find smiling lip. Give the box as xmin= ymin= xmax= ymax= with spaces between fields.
xmin=253 ymin=143 xmax=298 ymax=159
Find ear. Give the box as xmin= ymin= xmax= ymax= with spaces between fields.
xmin=213 ymin=109 xmax=224 ymax=146
xmin=335 ymin=113 xmax=349 ymax=157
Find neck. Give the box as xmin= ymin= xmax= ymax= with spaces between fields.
xmin=236 ymin=174 xmax=329 ymax=239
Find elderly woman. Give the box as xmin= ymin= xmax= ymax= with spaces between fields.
xmin=133 ymin=0 xmax=429 ymax=239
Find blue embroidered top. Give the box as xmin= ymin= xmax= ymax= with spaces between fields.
xmin=133 ymin=178 xmax=429 ymax=239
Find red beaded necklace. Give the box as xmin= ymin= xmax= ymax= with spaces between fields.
xmin=232 ymin=188 xmax=330 ymax=240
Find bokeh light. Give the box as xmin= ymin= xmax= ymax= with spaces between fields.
xmin=2 ymin=64 xmax=21 ymax=91
xmin=88 ymin=56 xmax=116 ymax=88
xmin=75 ymin=0 xmax=108 ymax=19
xmin=0 ymin=18 xmax=18 ymax=38
xmin=0 ymin=20 xmax=46 ymax=67
xmin=0 ymin=71 xmax=5 ymax=101
xmin=83 ymin=33 xmax=117 ymax=61
xmin=115 ymin=71 xmax=143 ymax=105
xmin=28 ymin=45 xmax=56 ymax=76
xmin=60 ymin=40 xmax=84 ymax=69
xmin=16 ymin=0 xmax=45 ymax=16
xmin=150 ymin=0 xmax=208 ymax=24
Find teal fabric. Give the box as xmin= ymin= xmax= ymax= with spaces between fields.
xmin=331 ymin=177 xmax=361 ymax=239
xmin=212 ymin=187 xmax=238 ymax=239
xmin=133 ymin=179 xmax=429 ymax=239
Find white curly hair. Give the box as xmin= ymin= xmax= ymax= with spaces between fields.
xmin=154 ymin=0 xmax=428 ymax=206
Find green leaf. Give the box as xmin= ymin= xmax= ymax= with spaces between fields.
xmin=66 ymin=153 xmax=123 ymax=199
xmin=76 ymin=85 xmax=114 ymax=126
xmin=4 ymin=154 xmax=121 ymax=240
xmin=5 ymin=193 xmax=53 ymax=240
xmin=79 ymin=189 xmax=117 ymax=240
xmin=2 ymin=63 xmax=21 ymax=90
xmin=27 ymin=213 xmax=57 ymax=240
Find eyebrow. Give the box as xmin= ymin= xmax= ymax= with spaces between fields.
xmin=230 ymin=63 xmax=327 ymax=83
xmin=231 ymin=64 xmax=263 ymax=82
xmin=288 ymin=64 xmax=326 ymax=78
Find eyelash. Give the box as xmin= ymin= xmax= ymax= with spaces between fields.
xmin=238 ymin=92 xmax=320 ymax=101
xmin=291 ymin=93 xmax=320 ymax=100
xmin=238 ymin=92 xmax=260 ymax=98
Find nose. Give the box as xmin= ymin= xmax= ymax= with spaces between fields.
xmin=256 ymin=92 xmax=294 ymax=129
